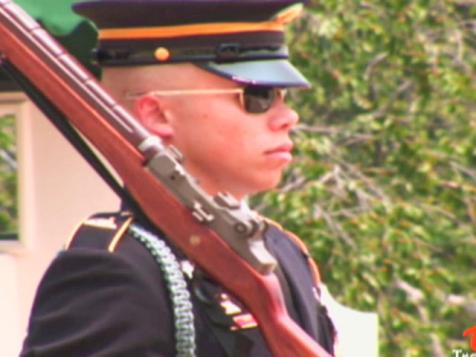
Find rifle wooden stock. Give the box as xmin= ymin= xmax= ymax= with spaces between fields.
xmin=0 ymin=1 xmax=331 ymax=356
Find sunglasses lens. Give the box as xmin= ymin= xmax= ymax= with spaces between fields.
xmin=243 ymin=87 xmax=277 ymax=113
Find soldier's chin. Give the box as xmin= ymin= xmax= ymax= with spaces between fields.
xmin=252 ymin=172 xmax=284 ymax=195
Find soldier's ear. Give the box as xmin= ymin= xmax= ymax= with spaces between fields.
xmin=134 ymin=95 xmax=174 ymax=140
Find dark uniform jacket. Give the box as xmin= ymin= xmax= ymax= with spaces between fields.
xmin=20 ymin=212 xmax=335 ymax=356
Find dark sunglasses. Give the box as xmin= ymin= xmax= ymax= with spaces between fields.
xmin=126 ymin=86 xmax=287 ymax=114
xmin=240 ymin=86 xmax=287 ymax=113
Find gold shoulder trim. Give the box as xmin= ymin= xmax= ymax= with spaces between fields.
xmin=108 ymin=216 xmax=134 ymax=253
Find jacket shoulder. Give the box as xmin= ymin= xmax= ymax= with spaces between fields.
xmin=22 ymin=212 xmax=176 ymax=356
xmin=264 ymin=218 xmax=321 ymax=284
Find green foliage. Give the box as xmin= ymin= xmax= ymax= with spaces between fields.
xmin=0 ymin=114 xmax=18 ymax=238
xmin=253 ymin=1 xmax=476 ymax=355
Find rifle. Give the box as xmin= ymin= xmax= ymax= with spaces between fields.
xmin=0 ymin=1 xmax=331 ymax=356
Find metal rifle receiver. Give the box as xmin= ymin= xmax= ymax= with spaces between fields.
xmin=138 ymin=136 xmax=277 ymax=274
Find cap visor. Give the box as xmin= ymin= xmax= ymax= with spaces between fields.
xmin=198 ymin=59 xmax=310 ymax=88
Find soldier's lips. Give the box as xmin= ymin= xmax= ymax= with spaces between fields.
xmin=264 ymin=143 xmax=293 ymax=163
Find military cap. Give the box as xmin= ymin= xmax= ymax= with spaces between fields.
xmin=73 ymin=0 xmax=310 ymax=88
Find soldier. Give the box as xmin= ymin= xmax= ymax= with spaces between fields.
xmin=21 ymin=0 xmax=336 ymax=356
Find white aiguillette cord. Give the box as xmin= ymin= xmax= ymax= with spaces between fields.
xmin=129 ymin=224 xmax=196 ymax=357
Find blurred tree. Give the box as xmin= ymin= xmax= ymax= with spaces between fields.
xmin=0 ymin=114 xmax=18 ymax=239
xmin=253 ymin=1 xmax=476 ymax=356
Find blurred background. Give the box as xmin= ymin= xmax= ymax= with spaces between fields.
xmin=254 ymin=1 xmax=476 ymax=355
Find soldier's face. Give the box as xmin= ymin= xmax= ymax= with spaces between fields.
xmin=135 ymin=65 xmax=299 ymax=199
